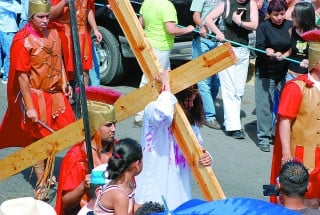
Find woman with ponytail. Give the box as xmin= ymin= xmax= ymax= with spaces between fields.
xmin=94 ymin=138 xmax=143 ymax=215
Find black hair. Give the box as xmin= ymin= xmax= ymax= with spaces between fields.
xmin=175 ymin=85 xmax=204 ymax=126
xmin=293 ymin=2 xmax=316 ymax=33
xmin=267 ymin=0 xmax=288 ymax=14
xmin=135 ymin=201 xmax=165 ymax=215
xmin=107 ymin=138 xmax=142 ymax=180
xmin=279 ymin=160 xmax=309 ymax=197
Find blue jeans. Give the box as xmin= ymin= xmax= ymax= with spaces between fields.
xmin=0 ymin=32 xmax=14 ymax=81
xmin=255 ymin=69 xmax=284 ymax=145
xmin=19 ymin=19 xmax=28 ymax=29
xmin=0 ymin=43 xmax=3 ymax=69
xmin=285 ymin=71 xmax=296 ymax=82
xmin=192 ymin=36 xmax=220 ymax=121
xmin=89 ymin=43 xmax=100 ymax=86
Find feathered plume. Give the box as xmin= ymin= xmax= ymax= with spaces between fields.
xmin=76 ymin=86 xmax=122 ymax=105
xmin=301 ymin=29 xmax=320 ymax=42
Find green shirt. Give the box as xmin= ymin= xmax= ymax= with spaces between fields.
xmin=140 ymin=0 xmax=177 ymax=50
xmin=316 ymin=14 xmax=320 ymax=26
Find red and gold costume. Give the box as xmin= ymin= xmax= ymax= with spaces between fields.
xmin=54 ymin=86 xmax=121 ymax=215
xmin=270 ymin=74 xmax=320 ymax=202
xmin=55 ymin=139 xmax=114 ymax=215
xmin=0 ymin=22 xmax=75 ymax=147
xmin=51 ymin=0 xmax=94 ymax=79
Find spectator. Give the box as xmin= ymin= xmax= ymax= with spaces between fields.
xmin=270 ymin=40 xmax=320 ymax=208
xmin=278 ymin=160 xmax=320 ymax=214
xmin=135 ymin=202 xmax=165 ymax=215
xmin=0 ymin=0 xmax=75 ymax=200
xmin=205 ymin=0 xmax=259 ymax=139
xmin=255 ymin=0 xmax=292 ymax=152
xmin=77 ymin=164 xmax=109 ymax=215
xmin=313 ymin=0 xmax=320 ymax=26
xmin=190 ymin=0 xmax=223 ymax=130
xmin=285 ymin=0 xmax=300 ymax=20
xmin=257 ymin=0 xmax=269 ymax=22
xmin=0 ymin=43 xmax=3 ymax=75
xmin=50 ymin=0 xmax=102 ymax=86
xmin=286 ymin=2 xmax=318 ymax=82
xmin=94 ymin=138 xmax=143 ymax=215
xmin=19 ymin=0 xmax=29 ymax=29
xmin=88 ymin=43 xmax=100 ymax=86
xmin=0 ymin=0 xmax=22 ymax=85
xmin=133 ymin=0 xmax=195 ymax=127
xmin=55 ymin=86 xmax=121 ymax=215
xmin=135 ymin=71 xmax=213 ymax=210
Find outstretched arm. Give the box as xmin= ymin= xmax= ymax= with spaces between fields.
xmin=165 ymin=22 xmax=195 ymax=36
xmin=156 ymin=70 xmax=171 ymax=92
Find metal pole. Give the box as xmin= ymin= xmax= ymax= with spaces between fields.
xmin=69 ymin=0 xmax=94 ymax=171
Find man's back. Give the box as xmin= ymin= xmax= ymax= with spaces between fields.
xmin=139 ymin=0 xmax=177 ymax=50
xmin=295 ymin=208 xmax=320 ymax=215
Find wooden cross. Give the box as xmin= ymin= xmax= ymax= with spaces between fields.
xmin=0 ymin=0 xmax=237 ymax=201
xmin=109 ymin=0 xmax=233 ymax=200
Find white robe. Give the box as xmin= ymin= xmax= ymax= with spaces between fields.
xmin=135 ymin=91 xmax=203 ymax=210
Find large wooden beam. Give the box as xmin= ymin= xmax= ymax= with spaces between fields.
xmin=172 ymin=105 xmax=225 ymax=200
xmin=115 ymin=43 xmax=235 ymax=122
xmin=0 ymin=43 xmax=235 ymax=181
xmin=109 ymin=0 xmax=234 ymax=200
xmin=0 ymin=120 xmax=84 ymax=181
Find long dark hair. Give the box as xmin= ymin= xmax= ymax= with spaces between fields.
xmin=293 ymin=2 xmax=316 ymax=33
xmin=107 ymin=138 xmax=142 ymax=180
xmin=175 ymin=85 xmax=204 ymax=126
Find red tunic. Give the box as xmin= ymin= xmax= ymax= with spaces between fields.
xmin=0 ymin=22 xmax=74 ymax=148
xmin=55 ymin=139 xmax=115 ymax=215
xmin=270 ymin=74 xmax=320 ymax=202
xmin=51 ymin=0 xmax=94 ymax=79
xmin=55 ymin=142 xmax=89 ymax=215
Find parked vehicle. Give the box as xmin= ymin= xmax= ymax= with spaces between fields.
xmin=93 ymin=0 xmax=193 ymax=85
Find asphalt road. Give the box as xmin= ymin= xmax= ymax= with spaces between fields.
xmin=0 ymin=64 xmax=273 ymax=208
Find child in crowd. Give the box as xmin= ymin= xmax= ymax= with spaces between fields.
xmin=135 ymin=201 xmax=165 ymax=215
xmin=77 ymin=164 xmax=109 ymax=215
xmin=94 ymin=138 xmax=143 ymax=215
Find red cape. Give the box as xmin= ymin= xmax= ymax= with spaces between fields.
xmin=55 ymin=143 xmax=89 ymax=215
xmin=0 ymin=22 xmax=69 ymax=149
xmin=270 ymin=75 xmax=320 ymax=202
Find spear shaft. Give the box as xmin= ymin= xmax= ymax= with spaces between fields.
xmin=69 ymin=0 xmax=94 ymax=171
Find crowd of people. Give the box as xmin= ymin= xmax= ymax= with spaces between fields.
xmin=0 ymin=0 xmax=320 ymax=214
